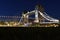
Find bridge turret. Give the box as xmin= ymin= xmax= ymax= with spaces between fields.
xmin=34 ymin=4 xmax=45 ymax=23
xmin=22 ymin=10 xmax=29 ymax=24
xmin=35 ymin=4 xmax=44 ymax=13
xmin=22 ymin=10 xmax=28 ymax=14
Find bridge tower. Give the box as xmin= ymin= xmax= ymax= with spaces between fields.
xmin=22 ymin=10 xmax=29 ymax=24
xmin=34 ymin=5 xmax=39 ymax=23
xmin=34 ymin=4 xmax=45 ymax=23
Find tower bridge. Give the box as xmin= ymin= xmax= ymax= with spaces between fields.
xmin=19 ymin=4 xmax=59 ymax=27
xmin=0 ymin=4 xmax=59 ymax=27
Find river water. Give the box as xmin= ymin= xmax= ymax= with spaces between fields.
xmin=0 ymin=27 xmax=60 ymax=40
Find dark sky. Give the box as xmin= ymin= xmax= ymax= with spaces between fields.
xmin=0 ymin=0 xmax=60 ymax=19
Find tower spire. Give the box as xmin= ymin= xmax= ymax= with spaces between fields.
xmin=35 ymin=4 xmax=44 ymax=12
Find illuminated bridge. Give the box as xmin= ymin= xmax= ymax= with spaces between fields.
xmin=19 ymin=4 xmax=59 ymax=27
xmin=0 ymin=4 xmax=59 ymax=27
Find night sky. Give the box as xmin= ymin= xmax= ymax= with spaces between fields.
xmin=0 ymin=0 xmax=60 ymax=19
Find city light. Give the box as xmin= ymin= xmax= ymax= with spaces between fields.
xmin=0 ymin=4 xmax=59 ymax=27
